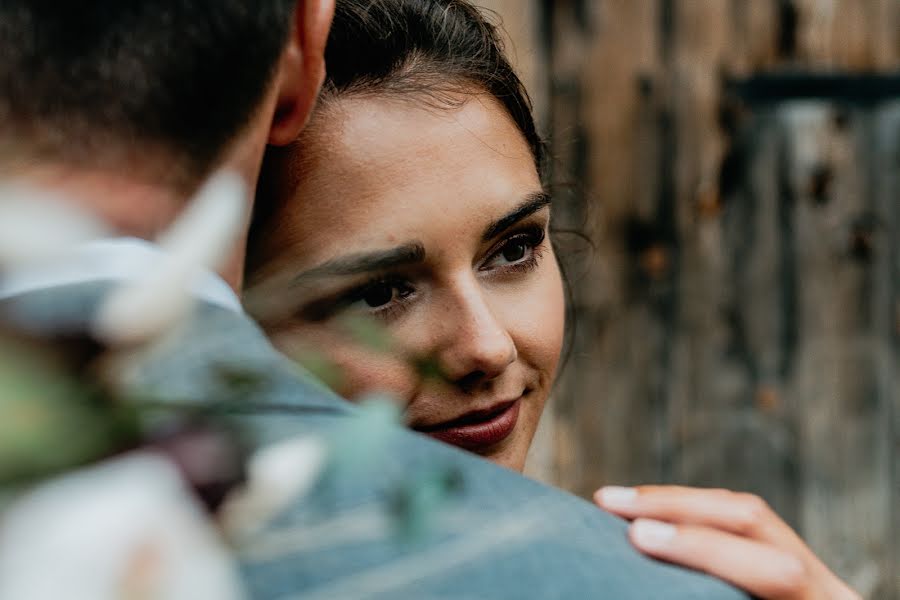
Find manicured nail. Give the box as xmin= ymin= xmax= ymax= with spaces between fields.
xmin=595 ymin=486 xmax=638 ymax=508
xmin=630 ymin=519 xmax=677 ymax=550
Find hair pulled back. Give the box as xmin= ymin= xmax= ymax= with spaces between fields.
xmin=320 ymin=0 xmax=544 ymax=175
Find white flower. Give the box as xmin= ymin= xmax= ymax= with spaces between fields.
xmin=0 ymin=183 xmax=109 ymax=266
xmin=220 ymin=436 xmax=326 ymax=540
xmin=0 ymin=453 xmax=246 ymax=600
xmin=93 ymin=171 xmax=248 ymax=346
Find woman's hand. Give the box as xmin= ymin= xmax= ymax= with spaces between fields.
xmin=594 ymin=485 xmax=860 ymax=599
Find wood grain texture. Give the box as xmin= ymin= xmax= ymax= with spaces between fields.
xmin=473 ymin=0 xmax=899 ymax=596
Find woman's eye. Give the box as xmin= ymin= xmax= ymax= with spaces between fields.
xmin=488 ymin=232 xmax=541 ymax=266
xmin=362 ymin=283 xmax=397 ymax=308
xmin=502 ymin=241 xmax=527 ymax=263
xmin=481 ymin=227 xmax=547 ymax=272
xmin=297 ymin=278 xmax=414 ymax=322
xmin=350 ymin=279 xmax=414 ymax=313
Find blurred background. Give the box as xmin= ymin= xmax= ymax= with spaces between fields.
xmin=473 ymin=1 xmax=898 ymax=597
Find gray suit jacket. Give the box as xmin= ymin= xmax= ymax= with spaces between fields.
xmin=2 ymin=282 xmax=747 ymax=599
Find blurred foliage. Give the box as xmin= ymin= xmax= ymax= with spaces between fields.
xmin=336 ymin=314 xmax=396 ymax=354
xmin=0 ymin=335 xmax=136 ymax=486
xmin=288 ymin=349 xmax=345 ymax=391
xmin=324 ymin=396 xmax=402 ymax=477
xmin=390 ymin=465 xmax=464 ymax=542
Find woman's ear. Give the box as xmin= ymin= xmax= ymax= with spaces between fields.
xmin=268 ymin=0 xmax=336 ymax=147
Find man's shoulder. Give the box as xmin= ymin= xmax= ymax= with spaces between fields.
xmin=239 ymin=416 xmax=746 ymax=600
xmin=0 ymin=284 xmax=744 ymax=599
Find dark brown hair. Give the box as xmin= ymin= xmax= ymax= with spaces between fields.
xmin=0 ymin=1 xmax=296 ymax=188
xmin=318 ymin=0 xmax=545 ymax=175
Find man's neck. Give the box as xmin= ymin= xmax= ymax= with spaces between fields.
xmin=16 ymin=165 xmax=187 ymax=241
xmin=11 ymin=160 xmax=259 ymax=293
xmin=6 ymin=107 xmax=274 ymax=293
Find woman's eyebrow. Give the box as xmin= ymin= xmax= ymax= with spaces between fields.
xmin=482 ymin=191 xmax=552 ymax=241
xmin=290 ymin=242 xmax=426 ymax=286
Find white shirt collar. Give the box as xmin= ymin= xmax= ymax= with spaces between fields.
xmin=0 ymin=237 xmax=242 ymax=313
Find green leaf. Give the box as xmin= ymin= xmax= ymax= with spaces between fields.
xmin=290 ymin=350 xmax=345 ymax=391
xmin=0 ymin=339 xmax=121 ymax=484
xmin=324 ymin=395 xmax=401 ymax=476
xmin=336 ymin=314 xmax=395 ymax=353
xmin=389 ymin=466 xmax=464 ymax=541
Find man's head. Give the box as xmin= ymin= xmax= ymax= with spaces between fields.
xmin=0 ymin=0 xmax=334 ymax=260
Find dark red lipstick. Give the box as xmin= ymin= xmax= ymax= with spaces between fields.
xmin=414 ymin=399 xmax=520 ymax=451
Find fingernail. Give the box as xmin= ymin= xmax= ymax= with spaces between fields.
xmin=595 ymin=486 xmax=638 ymax=508
xmin=631 ymin=519 xmax=677 ymax=550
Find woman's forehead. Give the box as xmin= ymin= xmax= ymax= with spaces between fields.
xmin=295 ymin=93 xmax=539 ymax=216
xmin=272 ymin=93 xmax=542 ymax=266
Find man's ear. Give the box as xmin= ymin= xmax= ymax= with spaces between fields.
xmin=268 ymin=0 xmax=336 ymax=146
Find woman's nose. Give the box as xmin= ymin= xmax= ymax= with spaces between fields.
xmin=435 ymin=289 xmax=517 ymax=387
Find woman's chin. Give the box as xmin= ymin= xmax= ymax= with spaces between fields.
xmin=481 ymin=447 xmax=528 ymax=472
xmin=462 ymin=420 xmax=533 ymax=473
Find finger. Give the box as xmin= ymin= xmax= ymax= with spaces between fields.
xmin=628 ymin=518 xmax=810 ymax=600
xmin=594 ymin=485 xmax=801 ymax=549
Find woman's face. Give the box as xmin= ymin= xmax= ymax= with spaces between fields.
xmin=251 ymin=93 xmax=565 ymax=471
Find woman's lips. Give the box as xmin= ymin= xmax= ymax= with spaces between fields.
xmin=413 ymin=399 xmax=520 ymax=452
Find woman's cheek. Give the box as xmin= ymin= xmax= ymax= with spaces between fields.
xmin=271 ymin=326 xmax=420 ymax=403
xmin=513 ymin=259 xmax=566 ymax=382
xmin=335 ymin=345 xmax=420 ymax=402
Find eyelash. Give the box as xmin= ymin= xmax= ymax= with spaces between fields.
xmin=343 ymin=275 xmax=415 ymax=321
xmin=480 ymin=226 xmax=547 ymax=275
xmin=321 ymin=224 xmax=548 ymax=322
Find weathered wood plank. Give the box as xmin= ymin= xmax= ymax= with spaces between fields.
xmin=795 ymin=0 xmax=900 ymax=69
xmin=553 ymin=0 xmax=669 ymax=494
xmin=778 ymin=101 xmax=890 ymax=597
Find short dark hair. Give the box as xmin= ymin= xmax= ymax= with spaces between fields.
xmin=320 ymin=0 xmax=544 ymax=174
xmin=0 ymin=1 xmax=296 ymax=188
